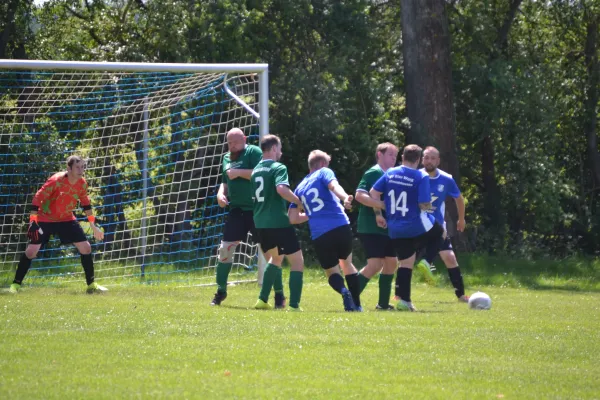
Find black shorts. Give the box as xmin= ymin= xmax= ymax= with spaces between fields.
xmin=392 ymin=223 xmax=444 ymax=260
xmin=31 ymin=221 xmax=88 ymax=246
xmin=439 ymin=236 xmax=453 ymax=252
xmin=313 ymin=224 xmax=353 ymax=269
xmin=359 ymin=233 xmax=396 ymax=259
xmin=223 ymin=208 xmax=257 ymax=242
xmin=256 ymin=227 xmax=300 ymax=255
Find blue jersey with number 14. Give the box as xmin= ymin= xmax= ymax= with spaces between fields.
xmin=290 ymin=167 xmax=349 ymax=239
xmin=372 ymin=165 xmax=435 ymax=239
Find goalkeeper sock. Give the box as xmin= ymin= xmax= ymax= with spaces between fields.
xmin=273 ymin=266 xmax=284 ymax=295
xmin=344 ymin=273 xmax=361 ymax=307
xmin=328 ymin=273 xmax=346 ymax=294
xmin=378 ymin=273 xmax=394 ymax=306
xmin=259 ymin=263 xmax=278 ymax=303
xmin=13 ymin=253 xmax=33 ymax=285
xmin=358 ymin=272 xmax=370 ymax=294
xmin=216 ymin=262 xmax=233 ymax=293
xmin=396 ymin=267 xmax=413 ymax=303
xmin=447 ymin=267 xmax=465 ymax=298
xmin=80 ymin=254 xmax=95 ymax=285
xmin=289 ymin=271 xmax=303 ymax=308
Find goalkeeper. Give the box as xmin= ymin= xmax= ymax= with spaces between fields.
xmin=9 ymin=156 xmax=106 ymax=294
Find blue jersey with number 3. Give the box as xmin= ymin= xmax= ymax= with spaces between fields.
xmin=372 ymin=166 xmax=435 ymax=238
xmin=291 ymin=167 xmax=349 ymax=239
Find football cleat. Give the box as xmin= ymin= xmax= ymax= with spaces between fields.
xmin=8 ymin=283 xmax=20 ymax=294
xmin=458 ymin=294 xmax=470 ymax=303
xmin=86 ymin=282 xmax=108 ymax=294
xmin=396 ymin=299 xmax=417 ymax=312
xmin=375 ymin=304 xmax=395 ymax=310
xmin=416 ymin=259 xmax=436 ymax=285
xmin=341 ymin=288 xmax=357 ymax=312
xmin=274 ymin=293 xmax=287 ymax=309
xmin=210 ymin=291 xmax=227 ymax=306
xmin=288 ymin=306 xmax=303 ymax=312
xmin=254 ymin=299 xmax=273 ymax=310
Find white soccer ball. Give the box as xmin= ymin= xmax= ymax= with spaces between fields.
xmin=468 ymin=291 xmax=491 ymax=310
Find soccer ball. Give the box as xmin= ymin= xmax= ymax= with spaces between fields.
xmin=468 ymin=291 xmax=491 ymax=310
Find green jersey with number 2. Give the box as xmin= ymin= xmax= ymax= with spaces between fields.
xmin=251 ymin=159 xmax=292 ymax=228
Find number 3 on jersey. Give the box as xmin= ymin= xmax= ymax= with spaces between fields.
xmin=255 ymin=176 xmax=265 ymax=202
xmin=301 ymin=188 xmax=324 ymax=215
xmin=388 ymin=190 xmax=408 ymax=216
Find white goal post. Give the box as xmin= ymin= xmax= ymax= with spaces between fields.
xmin=0 ymin=59 xmax=268 ymax=286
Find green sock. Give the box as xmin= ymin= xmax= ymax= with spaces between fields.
xmin=289 ymin=271 xmax=303 ymax=308
xmin=259 ymin=263 xmax=278 ymax=303
xmin=216 ymin=262 xmax=233 ymax=292
xmin=273 ymin=266 xmax=284 ymax=295
xmin=358 ymin=272 xmax=370 ymax=293
xmin=378 ymin=273 xmax=394 ymax=306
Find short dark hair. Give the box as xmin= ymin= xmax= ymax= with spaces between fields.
xmin=66 ymin=155 xmax=85 ymax=168
xmin=402 ymin=144 xmax=422 ymax=163
xmin=260 ymin=134 xmax=281 ymax=152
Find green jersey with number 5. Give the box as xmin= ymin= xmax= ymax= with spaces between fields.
xmin=251 ymin=159 xmax=292 ymax=228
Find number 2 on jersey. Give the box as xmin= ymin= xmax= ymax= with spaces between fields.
xmin=255 ymin=176 xmax=265 ymax=202
xmin=388 ymin=190 xmax=408 ymax=216
xmin=301 ymin=188 xmax=324 ymax=215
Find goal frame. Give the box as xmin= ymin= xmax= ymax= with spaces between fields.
xmin=0 ymin=59 xmax=269 ymax=285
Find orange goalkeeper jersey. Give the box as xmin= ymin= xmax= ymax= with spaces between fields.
xmin=32 ymin=172 xmax=91 ymax=222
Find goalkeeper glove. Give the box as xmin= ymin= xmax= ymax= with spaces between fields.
xmin=27 ymin=215 xmax=43 ymax=242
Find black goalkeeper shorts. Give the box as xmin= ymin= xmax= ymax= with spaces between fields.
xmin=31 ymin=221 xmax=88 ymax=245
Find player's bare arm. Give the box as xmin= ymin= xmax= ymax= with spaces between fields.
xmin=226 ymin=168 xmax=253 ymax=180
xmin=455 ymin=194 xmax=466 ymax=232
xmin=368 ymin=188 xmax=387 ymax=228
xmin=288 ymin=207 xmax=309 ymax=225
xmin=328 ymin=180 xmax=353 ymax=209
xmin=418 ymin=202 xmax=432 ymax=211
xmin=83 ymin=209 xmax=104 ymax=241
xmin=217 ymin=183 xmax=229 ymax=207
xmin=275 ymin=184 xmax=303 ymax=208
xmin=355 ymin=190 xmax=385 ymax=210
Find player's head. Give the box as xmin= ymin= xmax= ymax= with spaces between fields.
xmin=376 ymin=142 xmax=398 ymax=170
xmin=401 ymin=144 xmax=422 ymax=167
xmin=308 ymin=150 xmax=331 ymax=171
xmin=260 ymin=134 xmax=282 ymax=161
xmin=422 ymin=146 xmax=440 ymax=172
xmin=226 ymin=128 xmax=246 ymax=160
xmin=66 ymin=155 xmax=86 ymax=178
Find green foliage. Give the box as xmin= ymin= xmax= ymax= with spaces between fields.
xmin=2 ymin=0 xmax=600 ymax=257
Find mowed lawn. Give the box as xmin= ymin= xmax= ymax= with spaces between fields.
xmin=1 ymin=271 xmax=599 ymax=399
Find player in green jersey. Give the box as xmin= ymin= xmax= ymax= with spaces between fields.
xmin=251 ymin=135 xmax=305 ymax=311
xmin=211 ymin=128 xmax=265 ymax=306
xmin=354 ymin=143 xmax=399 ymax=309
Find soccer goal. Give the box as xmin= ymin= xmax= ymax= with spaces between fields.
xmin=0 ymin=59 xmax=268 ymax=287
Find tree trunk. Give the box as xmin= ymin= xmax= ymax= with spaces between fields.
xmin=584 ymin=12 xmax=600 ymax=188
xmin=401 ymin=0 xmax=461 ymax=237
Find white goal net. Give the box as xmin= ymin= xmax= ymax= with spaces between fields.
xmin=0 ymin=60 xmax=268 ymax=287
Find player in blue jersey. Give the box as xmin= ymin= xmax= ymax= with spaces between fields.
xmin=288 ymin=150 xmax=362 ymax=311
xmin=417 ymin=146 xmax=469 ymax=302
xmin=370 ymin=144 xmax=444 ymax=311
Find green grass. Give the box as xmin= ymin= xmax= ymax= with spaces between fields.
xmin=1 ymin=266 xmax=599 ymax=399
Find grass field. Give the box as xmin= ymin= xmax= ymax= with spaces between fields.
xmin=1 ymin=258 xmax=599 ymax=399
